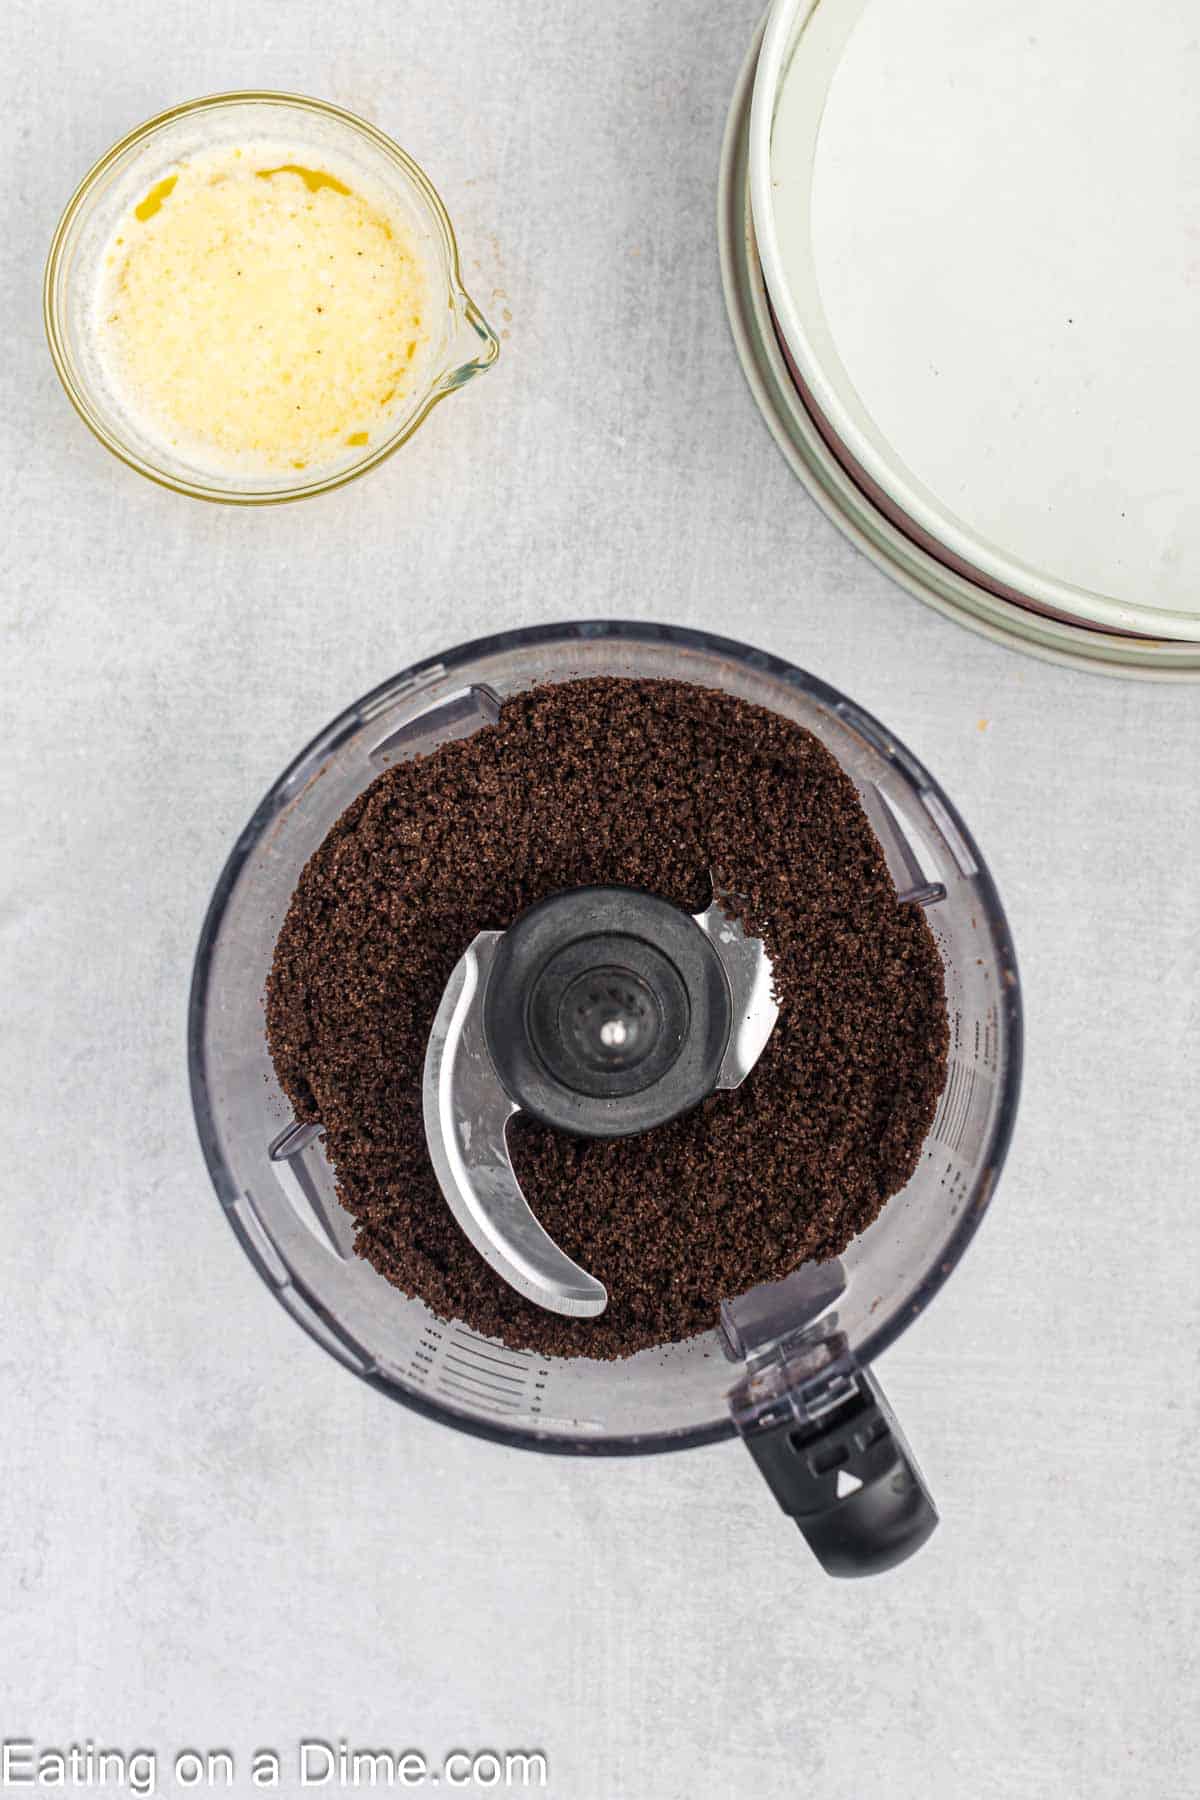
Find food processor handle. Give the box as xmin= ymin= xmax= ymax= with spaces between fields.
xmin=738 ymin=1365 xmax=938 ymax=1577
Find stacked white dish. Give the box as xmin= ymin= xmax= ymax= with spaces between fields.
xmin=723 ymin=0 xmax=1200 ymax=677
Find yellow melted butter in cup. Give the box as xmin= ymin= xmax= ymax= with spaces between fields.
xmin=97 ymin=144 xmax=432 ymax=474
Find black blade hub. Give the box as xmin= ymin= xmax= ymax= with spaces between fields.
xmin=484 ymin=886 xmax=733 ymax=1139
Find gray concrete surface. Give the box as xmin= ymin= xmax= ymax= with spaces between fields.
xmin=2 ymin=2 xmax=1198 ymax=1796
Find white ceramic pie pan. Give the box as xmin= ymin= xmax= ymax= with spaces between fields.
xmin=749 ymin=0 xmax=1200 ymax=643
xmin=721 ymin=18 xmax=1200 ymax=678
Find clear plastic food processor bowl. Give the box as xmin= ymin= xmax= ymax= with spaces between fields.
xmin=189 ymin=623 xmax=1021 ymax=1564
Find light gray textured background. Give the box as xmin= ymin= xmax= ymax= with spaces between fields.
xmin=2 ymin=2 xmax=1198 ymax=1797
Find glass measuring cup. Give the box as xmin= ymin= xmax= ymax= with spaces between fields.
xmin=43 ymin=92 xmax=499 ymax=503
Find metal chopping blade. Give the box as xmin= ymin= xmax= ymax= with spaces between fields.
xmin=421 ymin=894 xmax=780 ymax=1318
xmin=422 ymin=932 xmax=608 ymax=1317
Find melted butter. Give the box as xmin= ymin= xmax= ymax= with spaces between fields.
xmin=256 ymin=163 xmax=351 ymax=196
xmin=98 ymin=142 xmax=433 ymax=475
xmin=134 ymin=175 xmax=178 ymax=221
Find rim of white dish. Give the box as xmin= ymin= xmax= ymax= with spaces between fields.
xmin=748 ymin=0 xmax=1200 ymax=644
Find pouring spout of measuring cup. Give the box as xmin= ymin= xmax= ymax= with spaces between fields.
xmin=437 ymin=290 xmax=501 ymax=393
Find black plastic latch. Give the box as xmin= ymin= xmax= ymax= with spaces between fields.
xmin=737 ymin=1365 xmax=938 ymax=1578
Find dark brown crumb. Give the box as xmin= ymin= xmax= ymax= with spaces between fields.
xmin=266 ymin=677 xmax=948 ymax=1359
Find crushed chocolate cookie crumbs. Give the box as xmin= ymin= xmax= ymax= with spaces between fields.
xmin=266 ymin=677 xmax=948 ymax=1359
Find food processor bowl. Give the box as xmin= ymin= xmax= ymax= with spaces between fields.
xmin=189 ymin=622 xmax=1021 ymax=1572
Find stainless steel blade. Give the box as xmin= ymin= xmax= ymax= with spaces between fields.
xmin=422 ymin=931 xmax=609 ymax=1317
xmin=693 ymin=894 xmax=780 ymax=1089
